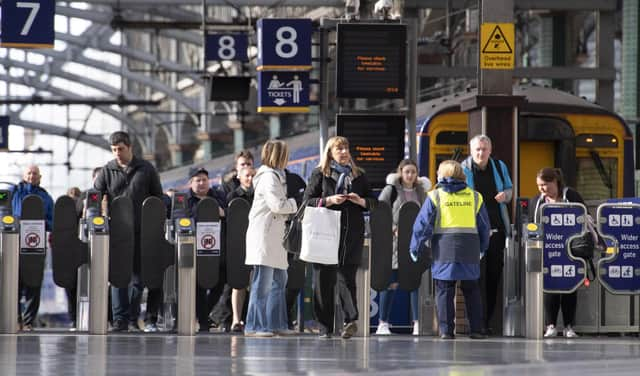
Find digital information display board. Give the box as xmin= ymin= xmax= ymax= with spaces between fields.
xmin=336 ymin=114 xmax=405 ymax=190
xmin=336 ymin=23 xmax=406 ymax=99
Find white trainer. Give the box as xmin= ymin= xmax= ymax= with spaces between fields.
xmin=544 ymin=324 xmax=557 ymax=337
xmin=375 ymin=322 xmax=391 ymax=335
xmin=412 ymin=321 xmax=419 ymax=336
xmin=564 ymin=326 xmax=578 ymax=338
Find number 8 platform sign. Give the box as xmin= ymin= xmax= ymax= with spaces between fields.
xmin=257 ymin=18 xmax=312 ymax=71
xmin=205 ymin=34 xmax=249 ymax=62
xmin=1 ymin=0 xmax=55 ymax=48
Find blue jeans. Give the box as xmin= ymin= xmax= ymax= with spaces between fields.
xmin=435 ymin=279 xmax=483 ymax=335
xmin=111 ymin=273 xmax=142 ymax=324
xmin=245 ymin=265 xmax=288 ymax=333
xmin=378 ymin=270 xmax=419 ymax=322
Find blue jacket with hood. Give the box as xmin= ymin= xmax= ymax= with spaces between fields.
xmin=409 ymin=177 xmax=491 ymax=280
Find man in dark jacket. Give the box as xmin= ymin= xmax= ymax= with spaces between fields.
xmin=11 ymin=165 xmax=54 ymax=331
xmin=94 ymin=131 xmax=163 ymax=332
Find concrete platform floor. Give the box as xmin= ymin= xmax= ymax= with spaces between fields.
xmin=1 ymin=332 xmax=640 ymax=375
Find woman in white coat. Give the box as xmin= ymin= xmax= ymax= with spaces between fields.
xmin=244 ymin=140 xmax=298 ymax=337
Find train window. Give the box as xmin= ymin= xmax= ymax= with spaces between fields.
xmin=575 ymin=157 xmax=618 ymax=200
xmin=435 ymin=131 xmax=467 ymax=145
xmin=576 ymin=134 xmax=618 ymax=148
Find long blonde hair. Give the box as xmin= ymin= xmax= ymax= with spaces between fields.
xmin=261 ymin=139 xmax=289 ymax=170
xmin=318 ymin=136 xmax=362 ymax=177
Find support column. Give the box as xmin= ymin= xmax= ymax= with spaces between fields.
xmin=463 ymin=0 xmax=523 ymax=336
xmin=622 ymin=0 xmax=640 ymax=195
xmin=596 ymin=11 xmax=615 ymax=111
xmin=269 ymin=115 xmax=281 ymax=139
xmin=228 ymin=118 xmax=244 ymax=154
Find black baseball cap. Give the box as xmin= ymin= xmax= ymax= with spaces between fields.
xmin=189 ymin=167 xmax=209 ymax=179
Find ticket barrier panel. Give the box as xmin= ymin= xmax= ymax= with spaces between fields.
xmin=0 ymin=190 xmax=19 ymax=334
xmin=141 ymin=194 xmax=221 ymax=336
xmin=396 ymin=202 xmax=434 ymax=336
xmin=593 ymin=202 xmax=640 ymax=333
xmin=52 ymin=192 xmax=133 ymax=334
xmin=538 ymin=203 xmax=590 ymax=334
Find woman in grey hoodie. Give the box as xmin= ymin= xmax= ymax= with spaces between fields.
xmin=375 ymin=159 xmax=431 ymax=335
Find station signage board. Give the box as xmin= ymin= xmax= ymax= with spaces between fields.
xmin=205 ymin=33 xmax=248 ymax=62
xmin=1 ymin=0 xmax=55 ymax=48
xmin=336 ymin=23 xmax=406 ymax=99
xmin=541 ymin=203 xmax=587 ymax=293
xmin=597 ymin=204 xmax=640 ymax=294
xmin=336 ymin=114 xmax=405 ymax=190
xmin=257 ymin=71 xmax=309 ymax=113
xmin=480 ymin=23 xmax=515 ymax=70
xmin=257 ymin=18 xmax=312 ymax=71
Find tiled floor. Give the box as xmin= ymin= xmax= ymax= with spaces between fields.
xmin=1 ymin=333 xmax=640 ymax=375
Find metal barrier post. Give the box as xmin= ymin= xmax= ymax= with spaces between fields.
xmin=418 ymin=269 xmax=435 ymax=335
xmin=0 ymin=214 xmax=19 ymax=334
xmin=88 ymin=216 xmax=109 ymax=335
xmin=76 ymin=265 xmax=90 ymax=331
xmin=524 ymin=222 xmax=544 ymax=339
xmin=176 ymin=218 xmax=196 ymax=336
xmin=355 ymin=236 xmax=371 ymax=337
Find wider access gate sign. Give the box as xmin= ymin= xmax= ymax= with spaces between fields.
xmin=597 ymin=203 xmax=640 ymax=294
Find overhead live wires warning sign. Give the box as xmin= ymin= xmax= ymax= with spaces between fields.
xmin=480 ymin=23 xmax=514 ymax=69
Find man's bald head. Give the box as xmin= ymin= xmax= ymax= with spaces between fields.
xmin=23 ymin=165 xmax=41 ymax=186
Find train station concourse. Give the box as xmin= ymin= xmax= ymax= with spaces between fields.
xmin=2 ymin=0 xmax=640 ymax=375
xmin=2 ymin=332 xmax=640 ymax=375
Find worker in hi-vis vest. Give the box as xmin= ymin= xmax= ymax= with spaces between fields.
xmin=409 ymin=160 xmax=490 ymax=340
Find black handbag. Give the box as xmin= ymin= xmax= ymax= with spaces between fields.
xmin=283 ymin=202 xmax=307 ymax=255
xmin=569 ymin=232 xmax=595 ymax=260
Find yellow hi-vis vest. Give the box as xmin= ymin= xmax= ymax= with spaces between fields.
xmin=428 ymin=186 xmax=483 ymax=265
xmin=429 ymin=187 xmax=482 ymax=234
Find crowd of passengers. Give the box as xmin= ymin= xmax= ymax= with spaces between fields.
xmin=10 ymin=131 xmax=589 ymax=339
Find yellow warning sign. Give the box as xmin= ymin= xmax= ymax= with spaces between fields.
xmin=480 ymin=23 xmax=515 ymax=70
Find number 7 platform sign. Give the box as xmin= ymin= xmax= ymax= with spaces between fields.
xmin=1 ymin=0 xmax=55 ymax=48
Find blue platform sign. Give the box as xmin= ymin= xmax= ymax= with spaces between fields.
xmin=0 ymin=116 xmax=8 ymax=150
xmin=257 ymin=18 xmax=312 ymax=71
xmin=204 ymin=33 xmax=248 ymax=62
xmin=597 ymin=204 xmax=640 ymax=294
xmin=541 ymin=203 xmax=588 ymax=293
xmin=257 ymin=71 xmax=309 ymax=113
xmin=1 ymin=0 xmax=55 ymax=48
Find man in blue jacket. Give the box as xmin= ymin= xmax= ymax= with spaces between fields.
xmin=410 ymin=160 xmax=490 ymax=339
xmin=461 ymin=134 xmax=513 ymax=334
xmin=11 ymin=165 xmax=54 ymax=331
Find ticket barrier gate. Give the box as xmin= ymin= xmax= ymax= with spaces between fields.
xmin=579 ymin=201 xmax=640 ymax=333
xmin=0 ymin=191 xmax=47 ymax=334
xmin=141 ymin=193 xmax=221 ymax=336
xmin=52 ymin=191 xmax=134 ymax=334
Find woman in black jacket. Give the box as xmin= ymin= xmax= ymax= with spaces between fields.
xmin=302 ymin=136 xmax=377 ymax=339
xmin=532 ymin=167 xmax=584 ymax=338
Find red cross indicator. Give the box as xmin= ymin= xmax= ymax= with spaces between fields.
xmin=201 ymin=234 xmax=216 ymax=249
xmin=25 ymin=232 xmax=40 ymax=248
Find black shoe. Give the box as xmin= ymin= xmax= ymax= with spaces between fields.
xmin=440 ymin=333 xmax=455 ymax=340
xmin=469 ymin=332 xmax=487 ymax=339
xmin=341 ymin=322 xmax=358 ymax=339
xmin=319 ymin=332 xmax=332 ymax=339
xmin=128 ymin=322 xmax=141 ymax=332
xmin=112 ymin=319 xmax=128 ymax=332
